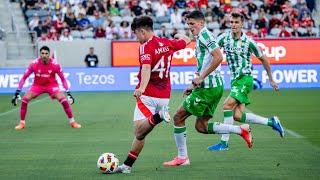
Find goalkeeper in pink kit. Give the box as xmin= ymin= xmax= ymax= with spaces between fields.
xmin=11 ymin=46 xmax=82 ymax=130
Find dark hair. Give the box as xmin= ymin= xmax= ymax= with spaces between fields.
xmin=131 ymin=16 xmax=153 ymax=31
xmin=231 ymin=12 xmax=245 ymax=22
xmin=186 ymin=10 xmax=205 ymax=20
xmin=40 ymin=46 xmax=50 ymax=52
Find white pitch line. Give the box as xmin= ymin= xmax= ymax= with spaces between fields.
xmin=0 ymin=97 xmax=49 ymax=117
xmin=284 ymin=128 xmax=304 ymax=138
xmin=245 ymin=108 xmax=304 ymax=139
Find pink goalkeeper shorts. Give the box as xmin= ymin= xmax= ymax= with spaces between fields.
xmin=29 ymin=85 xmax=60 ymax=99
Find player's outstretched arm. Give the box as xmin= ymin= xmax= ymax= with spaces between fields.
xmin=258 ymin=55 xmax=279 ymax=91
xmin=11 ymin=89 xmax=21 ymax=106
xmin=174 ymin=34 xmax=191 ymax=45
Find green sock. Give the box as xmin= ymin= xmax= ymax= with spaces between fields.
xmin=207 ymin=122 xmax=215 ymax=134
xmin=239 ymin=113 xmax=246 ymax=123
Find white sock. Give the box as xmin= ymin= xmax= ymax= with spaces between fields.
xmin=69 ymin=117 xmax=75 ymax=123
xmin=246 ymin=113 xmax=268 ymax=125
xmin=174 ymin=126 xmax=187 ymax=159
xmin=213 ymin=122 xmax=241 ymax=134
xmin=221 ymin=110 xmax=234 ymax=142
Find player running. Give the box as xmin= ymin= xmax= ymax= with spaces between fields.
xmin=115 ymin=16 xmax=190 ymax=173
xmin=11 ymin=46 xmax=81 ymax=130
xmin=208 ymin=11 xmax=284 ymax=151
xmin=163 ymin=10 xmax=253 ymax=167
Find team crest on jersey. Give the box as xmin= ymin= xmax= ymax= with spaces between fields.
xmin=140 ymin=54 xmax=151 ymax=62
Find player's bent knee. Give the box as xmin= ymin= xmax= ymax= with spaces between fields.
xmin=135 ymin=132 xmax=146 ymax=141
xmin=173 ymin=114 xmax=184 ymax=125
xmin=233 ymin=115 xmax=242 ymax=121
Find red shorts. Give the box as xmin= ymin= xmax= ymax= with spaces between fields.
xmin=29 ymin=85 xmax=60 ymax=99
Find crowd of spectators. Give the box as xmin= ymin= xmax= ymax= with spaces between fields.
xmin=20 ymin=0 xmax=318 ymax=42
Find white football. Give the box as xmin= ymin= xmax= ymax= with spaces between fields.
xmin=97 ymin=152 xmax=119 ymax=174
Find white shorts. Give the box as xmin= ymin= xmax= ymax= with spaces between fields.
xmin=133 ymin=95 xmax=169 ymax=121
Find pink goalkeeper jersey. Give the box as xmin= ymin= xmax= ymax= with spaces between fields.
xmin=18 ymin=58 xmax=69 ymax=90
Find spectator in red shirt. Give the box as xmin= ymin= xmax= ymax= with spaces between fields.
xmin=198 ymin=0 xmax=208 ymax=8
xmin=47 ymin=26 xmax=60 ymax=41
xmin=95 ymin=26 xmax=106 ymax=38
xmin=186 ymin=0 xmax=197 ymax=9
xmin=53 ymin=12 xmax=64 ymax=33
xmin=278 ymin=25 xmax=291 ymax=37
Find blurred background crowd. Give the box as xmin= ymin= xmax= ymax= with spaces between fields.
xmin=19 ymin=0 xmax=318 ymax=41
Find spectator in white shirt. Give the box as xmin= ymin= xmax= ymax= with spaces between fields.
xmin=59 ymin=28 xmax=73 ymax=41
xmin=170 ymin=7 xmax=182 ymax=25
xmin=29 ymin=14 xmax=40 ymax=31
xmin=153 ymin=0 xmax=168 ymax=17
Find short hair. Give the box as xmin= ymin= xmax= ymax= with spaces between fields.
xmin=231 ymin=12 xmax=245 ymax=22
xmin=40 ymin=46 xmax=50 ymax=52
xmin=186 ymin=10 xmax=205 ymax=20
xmin=131 ymin=16 xmax=153 ymax=31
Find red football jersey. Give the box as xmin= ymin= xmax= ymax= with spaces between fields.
xmin=18 ymin=58 xmax=69 ymax=90
xmin=136 ymin=36 xmax=187 ymax=98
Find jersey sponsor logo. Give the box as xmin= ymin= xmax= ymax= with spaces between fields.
xmin=224 ymin=45 xmax=244 ymax=53
xmin=36 ymin=73 xmax=50 ymax=78
xmin=155 ymin=46 xmax=169 ymax=55
xmin=140 ymin=54 xmax=151 ymax=62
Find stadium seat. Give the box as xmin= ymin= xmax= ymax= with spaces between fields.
xmin=161 ymin=23 xmax=172 ymax=29
xmin=153 ymin=23 xmax=162 ymax=30
xmin=312 ymin=27 xmax=319 ymax=36
xmin=81 ymin=30 xmax=94 ymax=38
xmin=111 ymin=16 xmax=122 ymax=24
xmin=123 ymin=16 xmax=133 ymax=23
xmin=207 ymin=22 xmax=219 ymax=29
xmin=253 ymin=0 xmax=264 ymax=7
xmin=25 ymin=9 xmax=39 ymax=18
xmin=298 ymin=27 xmax=307 ymax=34
xmin=156 ymin=16 xmax=170 ymax=24
xmin=71 ymin=30 xmax=81 ymax=39
xmin=231 ymin=1 xmax=240 ymax=7
xmin=270 ymin=28 xmax=281 ymax=36
xmin=175 ymin=23 xmax=185 ymax=30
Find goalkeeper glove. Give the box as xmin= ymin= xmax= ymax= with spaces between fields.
xmin=66 ymin=91 xmax=75 ymax=105
xmin=11 ymin=89 xmax=21 ymax=106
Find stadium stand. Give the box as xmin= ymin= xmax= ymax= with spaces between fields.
xmin=16 ymin=0 xmax=319 ymax=41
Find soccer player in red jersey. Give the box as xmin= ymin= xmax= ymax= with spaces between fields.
xmin=115 ymin=16 xmax=191 ymax=173
xmin=11 ymin=46 xmax=82 ymax=130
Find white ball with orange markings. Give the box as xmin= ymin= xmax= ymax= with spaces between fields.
xmin=97 ymin=153 xmax=119 ymax=173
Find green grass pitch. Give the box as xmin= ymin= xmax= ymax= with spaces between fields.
xmin=0 ymin=89 xmax=319 ymax=179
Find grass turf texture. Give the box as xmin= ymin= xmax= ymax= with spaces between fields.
xmin=0 ymin=89 xmax=319 ymax=179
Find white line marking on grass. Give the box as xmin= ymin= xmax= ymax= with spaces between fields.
xmin=245 ymin=108 xmax=304 ymax=139
xmin=0 ymin=97 xmax=49 ymax=117
xmin=285 ymin=128 xmax=304 ymax=138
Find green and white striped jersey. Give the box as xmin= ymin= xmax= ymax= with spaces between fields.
xmin=195 ymin=27 xmax=223 ymax=88
xmin=217 ymin=31 xmax=263 ymax=80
